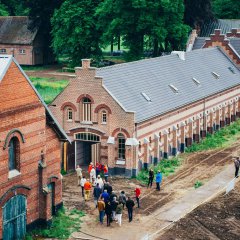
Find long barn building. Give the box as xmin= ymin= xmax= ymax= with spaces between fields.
xmin=50 ymin=47 xmax=240 ymax=177
xmin=0 ymin=55 xmax=69 ymax=239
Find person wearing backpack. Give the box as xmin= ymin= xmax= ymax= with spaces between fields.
xmin=118 ymin=191 xmax=126 ymax=209
xmin=116 ymin=202 xmax=123 ymax=226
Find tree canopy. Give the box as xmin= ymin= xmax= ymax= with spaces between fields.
xmin=212 ymin=0 xmax=240 ymax=19
xmin=51 ymin=0 xmax=102 ymax=66
xmin=96 ymin=0 xmax=189 ymax=60
xmin=184 ymin=0 xmax=214 ymax=28
xmin=0 ymin=1 xmax=8 ymax=16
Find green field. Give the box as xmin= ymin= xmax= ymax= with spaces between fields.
xmin=30 ymin=77 xmax=69 ymax=104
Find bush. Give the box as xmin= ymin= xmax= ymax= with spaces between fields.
xmin=194 ymin=180 xmax=203 ymax=189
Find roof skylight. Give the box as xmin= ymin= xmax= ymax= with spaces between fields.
xmin=192 ymin=77 xmax=200 ymax=86
xmin=141 ymin=92 xmax=152 ymax=102
xmin=211 ymin=71 xmax=220 ymax=79
xmin=228 ymin=67 xmax=236 ymax=74
xmin=169 ymin=84 xmax=179 ymax=93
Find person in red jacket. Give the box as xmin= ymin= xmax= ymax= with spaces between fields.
xmin=134 ymin=187 xmax=141 ymax=208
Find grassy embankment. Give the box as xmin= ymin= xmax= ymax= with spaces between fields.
xmin=137 ymin=119 xmax=240 ymax=184
xmin=30 ymin=77 xmax=68 ymax=104
xmin=25 ymin=208 xmax=85 ymax=240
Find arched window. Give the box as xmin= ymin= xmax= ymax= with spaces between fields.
xmin=117 ymin=133 xmax=126 ymax=160
xmin=102 ymin=110 xmax=107 ymax=124
xmin=82 ymin=97 xmax=92 ymax=122
xmin=8 ymin=137 xmax=20 ymax=171
xmin=67 ymin=108 xmax=73 ymax=121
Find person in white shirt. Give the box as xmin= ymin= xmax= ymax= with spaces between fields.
xmin=76 ymin=165 xmax=83 ymax=186
xmin=96 ymin=175 xmax=104 ymax=189
xmin=80 ymin=176 xmax=87 ymax=197
xmin=90 ymin=167 xmax=96 ymax=183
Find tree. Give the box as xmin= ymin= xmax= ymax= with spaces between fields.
xmin=51 ymin=0 xmax=102 ymax=66
xmin=1 ymin=0 xmax=28 ymax=15
xmin=23 ymin=0 xmax=63 ymax=64
xmin=184 ymin=0 xmax=214 ymax=28
xmin=0 ymin=1 xmax=8 ymax=16
xmin=212 ymin=0 xmax=240 ymax=19
xmin=97 ymin=0 xmax=189 ymax=60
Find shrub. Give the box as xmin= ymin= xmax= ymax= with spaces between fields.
xmin=194 ymin=180 xmax=203 ymax=189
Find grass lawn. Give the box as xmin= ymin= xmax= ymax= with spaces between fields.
xmin=25 ymin=208 xmax=85 ymax=240
xmin=30 ymin=77 xmax=68 ymax=104
xmin=137 ymin=119 xmax=240 ymax=184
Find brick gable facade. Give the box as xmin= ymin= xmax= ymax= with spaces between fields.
xmin=0 ymin=59 xmax=66 ymax=238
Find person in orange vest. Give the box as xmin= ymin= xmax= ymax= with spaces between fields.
xmin=103 ymin=165 xmax=109 ymax=182
xmin=84 ymin=179 xmax=92 ymax=201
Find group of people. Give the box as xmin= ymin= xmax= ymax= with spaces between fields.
xmin=76 ymin=163 xmax=141 ymax=226
xmin=147 ymin=168 xmax=162 ymax=191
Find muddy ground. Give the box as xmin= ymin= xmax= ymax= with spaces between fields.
xmin=63 ymin=142 xmax=240 ymax=240
xmin=160 ymin=181 xmax=240 ymax=240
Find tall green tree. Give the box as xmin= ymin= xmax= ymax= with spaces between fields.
xmin=0 ymin=1 xmax=8 ymax=16
xmin=213 ymin=0 xmax=240 ymax=19
xmin=97 ymin=0 xmax=189 ymax=60
xmin=1 ymin=0 xmax=28 ymax=15
xmin=23 ymin=0 xmax=63 ymax=63
xmin=51 ymin=0 xmax=102 ymax=66
xmin=184 ymin=0 xmax=214 ymax=28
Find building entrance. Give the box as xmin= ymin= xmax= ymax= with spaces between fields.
xmin=75 ymin=132 xmax=101 ymax=167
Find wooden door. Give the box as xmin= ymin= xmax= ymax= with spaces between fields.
xmin=3 ymin=195 xmax=27 ymax=240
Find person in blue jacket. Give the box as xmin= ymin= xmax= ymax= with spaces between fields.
xmin=156 ymin=170 xmax=162 ymax=191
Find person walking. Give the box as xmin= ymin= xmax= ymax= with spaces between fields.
xmin=156 ymin=170 xmax=162 ymax=191
xmin=101 ymin=189 xmax=110 ymax=203
xmin=76 ymin=165 xmax=82 ymax=186
xmin=148 ymin=169 xmax=154 ymax=188
xmin=96 ymin=175 xmax=104 ymax=189
xmin=105 ymin=201 xmax=112 ymax=226
xmin=126 ymin=196 xmax=135 ymax=222
xmin=109 ymin=191 xmax=117 ymax=203
xmin=97 ymin=197 xmax=105 ymax=224
xmin=84 ymin=179 xmax=92 ymax=201
xmin=88 ymin=162 xmax=93 ymax=175
xmin=106 ymin=182 xmax=113 ymax=195
xmin=134 ymin=187 xmax=141 ymax=208
xmin=103 ymin=165 xmax=109 ymax=182
xmin=80 ymin=176 xmax=87 ymax=197
xmin=90 ymin=167 xmax=96 ymax=183
xmin=111 ymin=196 xmax=118 ymax=221
xmin=118 ymin=191 xmax=127 ymax=209
xmin=234 ymin=157 xmax=240 ymax=178
xmin=93 ymin=183 xmax=102 ymax=208
xmin=116 ymin=202 xmax=123 ymax=226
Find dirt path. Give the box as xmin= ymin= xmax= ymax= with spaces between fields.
xmin=63 ymin=143 xmax=240 ymax=240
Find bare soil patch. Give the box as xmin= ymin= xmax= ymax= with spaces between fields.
xmin=160 ymin=181 xmax=240 ymax=240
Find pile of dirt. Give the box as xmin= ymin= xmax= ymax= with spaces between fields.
xmin=160 ymin=181 xmax=240 ymax=240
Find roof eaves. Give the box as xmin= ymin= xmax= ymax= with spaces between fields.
xmin=136 ymin=82 xmax=240 ymax=124
xmin=12 ymin=57 xmax=71 ymax=143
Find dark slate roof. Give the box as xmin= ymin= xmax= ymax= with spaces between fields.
xmin=230 ymin=38 xmax=240 ymax=55
xmin=0 ymin=16 xmax=37 ymax=45
xmin=0 ymin=55 xmax=70 ymax=142
xmin=97 ymin=47 xmax=240 ymax=123
xmin=192 ymin=37 xmax=206 ymax=50
xmin=192 ymin=37 xmax=240 ymax=56
xmin=199 ymin=19 xmax=240 ymax=37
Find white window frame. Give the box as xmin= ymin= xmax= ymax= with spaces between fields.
xmin=101 ymin=111 xmax=107 ymax=124
xmin=19 ymin=49 xmax=26 ymax=55
xmin=0 ymin=48 xmax=6 ymax=54
xmin=67 ymin=108 xmax=73 ymax=122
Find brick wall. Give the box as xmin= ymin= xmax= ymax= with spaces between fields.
xmin=0 ymin=62 xmax=62 ymax=238
xmin=50 ymin=60 xmax=136 ymax=175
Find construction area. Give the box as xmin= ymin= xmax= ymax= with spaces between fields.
xmin=62 ymin=139 xmax=240 ymax=240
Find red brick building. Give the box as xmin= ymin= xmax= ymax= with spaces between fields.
xmin=0 ymin=55 xmax=69 ymax=239
xmin=50 ymin=47 xmax=240 ymax=177
xmin=0 ymin=16 xmax=55 ymax=65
